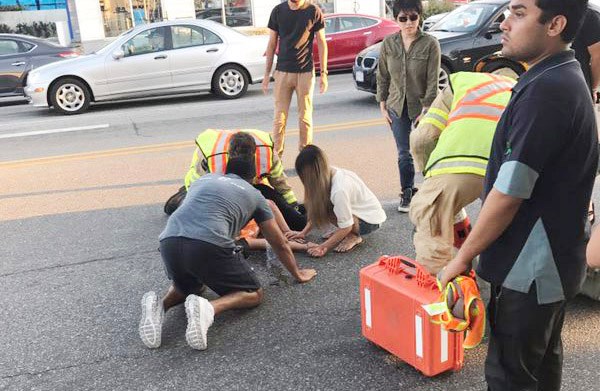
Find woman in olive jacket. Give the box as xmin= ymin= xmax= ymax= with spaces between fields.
xmin=377 ymin=0 xmax=441 ymax=213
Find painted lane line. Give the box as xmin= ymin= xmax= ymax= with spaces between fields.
xmin=0 ymin=124 xmax=110 ymax=140
xmin=0 ymin=118 xmax=385 ymax=169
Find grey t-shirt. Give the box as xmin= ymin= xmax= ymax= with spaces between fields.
xmin=159 ymin=173 xmax=273 ymax=248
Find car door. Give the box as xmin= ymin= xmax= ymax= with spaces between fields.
xmin=313 ymin=16 xmax=338 ymax=70
xmin=104 ymin=26 xmax=172 ymax=97
xmin=466 ymin=7 xmax=509 ymax=70
xmin=168 ymin=24 xmax=225 ymax=90
xmin=334 ymin=17 xmax=373 ymax=68
xmin=0 ymin=38 xmax=32 ymax=95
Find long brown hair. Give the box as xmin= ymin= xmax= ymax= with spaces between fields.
xmin=295 ymin=145 xmax=334 ymax=228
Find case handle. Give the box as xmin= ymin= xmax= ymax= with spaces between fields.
xmin=378 ymin=255 xmax=438 ymax=290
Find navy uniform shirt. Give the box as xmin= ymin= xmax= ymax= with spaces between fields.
xmin=478 ymin=50 xmax=598 ymax=303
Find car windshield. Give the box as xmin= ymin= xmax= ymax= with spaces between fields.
xmin=95 ymin=28 xmax=134 ymax=54
xmin=430 ymin=3 xmax=498 ymax=33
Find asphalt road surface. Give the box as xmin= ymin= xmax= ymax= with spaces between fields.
xmin=1 ymin=73 xmax=599 ymax=390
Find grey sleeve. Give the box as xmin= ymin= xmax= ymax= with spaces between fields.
xmin=253 ymin=194 xmax=274 ymax=223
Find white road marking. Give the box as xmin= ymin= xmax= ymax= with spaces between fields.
xmin=0 ymin=124 xmax=110 ymax=139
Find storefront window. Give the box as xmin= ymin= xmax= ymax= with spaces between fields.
xmin=195 ymin=0 xmax=253 ymax=28
xmin=315 ymin=0 xmax=334 ymax=14
xmin=100 ymin=0 xmax=162 ymax=37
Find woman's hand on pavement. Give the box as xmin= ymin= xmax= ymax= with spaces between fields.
xmin=308 ymin=245 xmax=327 ymax=258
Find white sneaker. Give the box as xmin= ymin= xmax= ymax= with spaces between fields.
xmin=185 ymin=294 xmax=215 ymax=350
xmin=139 ymin=291 xmax=164 ymax=349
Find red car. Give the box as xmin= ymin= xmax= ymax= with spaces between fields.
xmin=313 ymin=14 xmax=399 ymax=71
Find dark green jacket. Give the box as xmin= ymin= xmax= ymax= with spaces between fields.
xmin=376 ymin=31 xmax=441 ymax=120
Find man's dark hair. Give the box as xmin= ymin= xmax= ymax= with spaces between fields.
xmin=226 ymin=157 xmax=256 ymax=182
xmin=536 ymin=0 xmax=588 ymax=43
xmin=229 ymin=132 xmax=256 ymax=159
xmin=393 ymin=0 xmax=423 ymax=19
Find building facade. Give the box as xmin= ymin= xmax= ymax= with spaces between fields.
xmin=66 ymin=0 xmax=388 ymax=42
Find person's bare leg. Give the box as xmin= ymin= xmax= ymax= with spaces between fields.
xmin=245 ymin=237 xmax=316 ymax=252
xmin=334 ymin=217 xmax=363 ymax=253
xmin=162 ymin=284 xmax=186 ymax=311
xmin=162 ymin=284 xmax=207 ymax=311
xmin=210 ymin=288 xmax=264 ymax=315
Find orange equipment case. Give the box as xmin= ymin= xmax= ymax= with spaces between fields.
xmin=359 ymin=255 xmax=464 ymax=377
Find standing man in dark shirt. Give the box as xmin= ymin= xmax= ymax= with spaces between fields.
xmin=440 ymin=1 xmax=597 ymax=390
xmin=263 ymin=0 xmax=328 ymax=157
xmin=572 ymin=7 xmax=600 ymax=98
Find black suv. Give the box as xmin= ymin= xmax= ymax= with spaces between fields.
xmin=353 ymin=0 xmax=516 ymax=94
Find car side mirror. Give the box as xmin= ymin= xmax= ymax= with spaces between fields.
xmin=112 ymin=49 xmax=125 ymax=60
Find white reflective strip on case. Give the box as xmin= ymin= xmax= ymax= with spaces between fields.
xmin=364 ymin=288 xmax=372 ymax=328
xmin=441 ymin=327 xmax=448 ymax=363
xmin=415 ymin=315 xmax=423 ymax=358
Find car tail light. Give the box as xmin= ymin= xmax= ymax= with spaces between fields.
xmin=58 ymin=51 xmax=80 ymax=58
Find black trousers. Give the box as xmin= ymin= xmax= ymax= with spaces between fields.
xmin=486 ymin=283 xmax=567 ymax=391
xmin=253 ymin=183 xmax=306 ymax=231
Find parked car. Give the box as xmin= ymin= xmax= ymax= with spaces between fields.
xmin=474 ymin=0 xmax=600 ymax=78
xmin=313 ymin=13 xmax=399 ymax=71
xmin=353 ymin=0 xmax=511 ymax=94
xmin=0 ymin=34 xmax=79 ymax=98
xmin=423 ymin=12 xmax=449 ymax=31
xmin=25 ymin=20 xmax=268 ymax=115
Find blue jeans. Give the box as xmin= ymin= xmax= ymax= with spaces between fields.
xmin=388 ymin=104 xmax=415 ymax=191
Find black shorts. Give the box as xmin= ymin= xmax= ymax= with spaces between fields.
xmin=159 ymin=237 xmax=261 ymax=296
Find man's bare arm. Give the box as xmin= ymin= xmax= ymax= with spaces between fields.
xmin=259 ymin=218 xmax=317 ymax=283
xmin=262 ymin=30 xmax=278 ymax=94
xmin=588 ymin=41 xmax=600 ymax=98
xmin=315 ymin=29 xmax=328 ymax=93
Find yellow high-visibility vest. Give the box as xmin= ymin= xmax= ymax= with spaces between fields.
xmin=184 ymin=129 xmax=274 ymax=189
xmin=423 ymin=72 xmax=516 ymax=177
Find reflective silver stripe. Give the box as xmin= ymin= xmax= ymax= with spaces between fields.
xmin=425 ymin=111 xmax=448 ymax=127
xmin=250 ymin=133 xmax=271 ymax=176
xmin=460 ymin=81 xmax=514 ymax=104
xmin=448 ymin=105 xmax=505 ymax=121
xmin=428 ymin=160 xmax=487 ymax=172
xmin=212 ymin=131 xmax=233 ymax=173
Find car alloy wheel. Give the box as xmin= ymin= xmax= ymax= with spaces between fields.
xmin=50 ymin=78 xmax=91 ymax=115
xmin=438 ymin=65 xmax=450 ymax=91
xmin=212 ymin=64 xmax=249 ymax=99
xmin=56 ymin=83 xmax=86 ymax=112
xmin=219 ymin=69 xmax=244 ymax=96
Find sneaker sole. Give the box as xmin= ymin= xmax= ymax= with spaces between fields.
xmin=185 ymin=296 xmax=207 ymax=350
xmin=397 ymin=206 xmax=410 ymax=213
xmin=139 ymin=292 xmax=161 ymax=349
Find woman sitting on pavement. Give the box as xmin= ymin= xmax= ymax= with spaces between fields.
xmin=287 ymin=145 xmax=386 ymax=257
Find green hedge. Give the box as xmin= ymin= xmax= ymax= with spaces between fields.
xmin=0 ymin=5 xmax=25 ymax=11
xmin=423 ymin=0 xmax=456 ymax=20
xmin=0 ymin=21 xmax=57 ymax=37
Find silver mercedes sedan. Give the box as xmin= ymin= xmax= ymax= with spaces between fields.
xmin=25 ymin=19 xmax=268 ymax=115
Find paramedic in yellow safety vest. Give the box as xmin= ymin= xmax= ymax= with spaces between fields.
xmin=409 ymin=72 xmax=516 ymax=275
xmin=164 ymin=129 xmax=307 ymax=231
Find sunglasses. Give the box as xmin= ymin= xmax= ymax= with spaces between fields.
xmin=398 ymin=14 xmax=419 ymax=23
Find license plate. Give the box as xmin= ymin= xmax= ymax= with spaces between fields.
xmin=355 ymin=71 xmax=364 ymax=82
